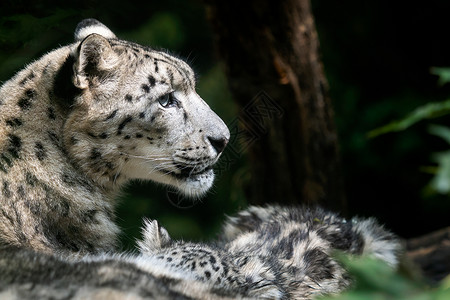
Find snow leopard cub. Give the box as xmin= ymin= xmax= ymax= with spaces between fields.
xmin=138 ymin=205 xmax=402 ymax=299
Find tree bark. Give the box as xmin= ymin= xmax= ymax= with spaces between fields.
xmin=406 ymin=227 xmax=450 ymax=283
xmin=205 ymin=0 xmax=345 ymax=210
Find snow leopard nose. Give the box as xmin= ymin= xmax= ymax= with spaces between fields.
xmin=207 ymin=136 xmax=228 ymax=154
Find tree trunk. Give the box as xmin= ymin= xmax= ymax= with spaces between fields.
xmin=205 ymin=0 xmax=345 ymax=210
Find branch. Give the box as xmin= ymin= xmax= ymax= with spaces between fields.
xmin=406 ymin=226 xmax=450 ymax=283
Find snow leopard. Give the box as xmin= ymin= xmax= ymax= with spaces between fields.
xmin=0 ymin=18 xmax=229 ymax=255
xmin=135 ymin=205 xmax=401 ymax=299
xmin=0 ymin=19 xmax=401 ymax=299
xmin=0 ymin=205 xmax=401 ymax=299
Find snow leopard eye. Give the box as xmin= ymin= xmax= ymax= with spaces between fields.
xmin=158 ymin=92 xmax=177 ymax=108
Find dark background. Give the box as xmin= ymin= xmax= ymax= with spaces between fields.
xmin=1 ymin=0 xmax=449 ymax=249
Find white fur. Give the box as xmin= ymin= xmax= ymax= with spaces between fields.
xmin=352 ymin=217 xmax=401 ymax=266
xmin=75 ymin=23 xmax=116 ymax=41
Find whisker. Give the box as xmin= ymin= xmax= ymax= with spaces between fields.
xmin=119 ymin=151 xmax=172 ymax=162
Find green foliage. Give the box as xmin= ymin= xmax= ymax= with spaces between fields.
xmin=122 ymin=12 xmax=186 ymax=50
xmin=426 ymin=125 xmax=450 ymax=195
xmin=368 ymin=68 xmax=450 ymax=196
xmin=318 ymin=255 xmax=450 ymax=300
xmin=432 ymin=67 xmax=450 ymax=86
xmin=368 ymin=68 xmax=450 ymax=138
xmin=0 ymin=12 xmax=72 ymax=43
xmin=0 ymin=12 xmax=76 ymax=81
xmin=367 ymin=99 xmax=450 ymax=138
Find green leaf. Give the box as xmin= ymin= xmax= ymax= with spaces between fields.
xmin=429 ymin=151 xmax=450 ymax=194
xmin=368 ymin=99 xmax=450 ymax=138
xmin=431 ymin=67 xmax=450 ymax=86
xmin=317 ymin=254 xmax=436 ymax=300
xmin=426 ymin=126 xmax=450 ymax=194
xmin=429 ymin=124 xmax=450 ymax=145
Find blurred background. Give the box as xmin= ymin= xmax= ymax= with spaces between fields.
xmin=1 ymin=0 xmax=449 ymax=250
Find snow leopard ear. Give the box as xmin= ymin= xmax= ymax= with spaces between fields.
xmin=72 ymin=33 xmax=119 ymax=89
xmin=137 ymin=219 xmax=173 ymax=255
xmin=74 ymin=19 xmax=116 ymax=42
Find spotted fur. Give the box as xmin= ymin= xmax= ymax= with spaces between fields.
xmin=219 ymin=205 xmax=402 ymax=299
xmin=0 ymin=19 xmax=401 ymax=299
xmin=0 ymin=205 xmax=401 ymax=299
xmin=137 ymin=219 xmax=284 ymax=299
xmin=135 ymin=206 xmax=401 ymax=299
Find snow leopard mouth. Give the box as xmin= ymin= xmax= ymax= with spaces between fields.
xmin=163 ymin=164 xmax=213 ymax=180
xmin=159 ymin=163 xmax=216 ymax=197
